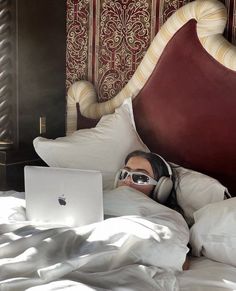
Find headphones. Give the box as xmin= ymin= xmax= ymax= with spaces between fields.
xmin=114 ymin=153 xmax=173 ymax=204
xmin=151 ymin=154 xmax=173 ymax=204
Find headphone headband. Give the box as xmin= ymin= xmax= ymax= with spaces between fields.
xmin=154 ymin=153 xmax=172 ymax=177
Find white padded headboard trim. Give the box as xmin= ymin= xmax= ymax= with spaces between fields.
xmin=67 ymin=0 xmax=235 ymax=135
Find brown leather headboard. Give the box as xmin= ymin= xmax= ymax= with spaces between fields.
xmin=133 ymin=19 xmax=236 ymax=195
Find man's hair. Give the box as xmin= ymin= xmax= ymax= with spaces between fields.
xmin=125 ymin=150 xmax=170 ymax=180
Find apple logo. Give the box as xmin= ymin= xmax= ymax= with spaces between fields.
xmin=58 ymin=195 xmax=66 ymax=206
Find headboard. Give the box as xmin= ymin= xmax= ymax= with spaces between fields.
xmin=66 ymin=0 xmax=236 ymax=195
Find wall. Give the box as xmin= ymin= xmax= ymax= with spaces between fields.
xmin=66 ymin=0 xmax=236 ymax=101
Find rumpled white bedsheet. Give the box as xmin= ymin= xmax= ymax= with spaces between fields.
xmin=0 ymin=187 xmax=190 ymax=291
xmin=177 ymin=256 xmax=236 ymax=291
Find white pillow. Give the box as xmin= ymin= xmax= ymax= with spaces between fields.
xmin=190 ymin=197 xmax=236 ymax=267
xmin=33 ymin=99 xmax=148 ymax=190
xmin=172 ymin=165 xmax=226 ymax=226
xmin=34 ymin=97 xmax=226 ymax=216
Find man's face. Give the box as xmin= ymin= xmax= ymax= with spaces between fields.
xmin=118 ymin=156 xmax=155 ymax=196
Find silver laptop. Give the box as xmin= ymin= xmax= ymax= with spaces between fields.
xmin=24 ymin=166 xmax=103 ymax=227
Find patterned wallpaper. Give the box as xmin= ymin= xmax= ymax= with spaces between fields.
xmin=66 ymin=0 xmax=236 ymax=101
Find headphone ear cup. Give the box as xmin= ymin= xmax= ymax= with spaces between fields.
xmin=152 ymin=177 xmax=173 ymax=204
xmin=113 ymin=171 xmax=120 ymax=189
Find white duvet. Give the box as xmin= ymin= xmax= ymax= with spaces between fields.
xmin=2 ymin=188 xmax=236 ymax=291
xmin=0 ymin=187 xmax=189 ymax=290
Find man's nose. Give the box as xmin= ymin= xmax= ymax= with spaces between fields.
xmin=124 ymin=175 xmax=132 ymax=184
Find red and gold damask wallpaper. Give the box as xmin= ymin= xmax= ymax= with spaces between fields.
xmin=66 ymin=0 xmax=236 ymax=101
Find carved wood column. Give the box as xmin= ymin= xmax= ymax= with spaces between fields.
xmin=0 ymin=0 xmax=15 ymax=150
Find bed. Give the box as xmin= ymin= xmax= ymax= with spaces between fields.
xmin=1 ymin=0 xmax=236 ymax=290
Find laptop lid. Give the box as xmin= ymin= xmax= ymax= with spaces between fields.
xmin=24 ymin=166 xmax=103 ymax=227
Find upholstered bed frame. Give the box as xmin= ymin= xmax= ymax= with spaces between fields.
xmin=66 ymin=0 xmax=236 ymax=196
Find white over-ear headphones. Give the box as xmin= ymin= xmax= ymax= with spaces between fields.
xmin=151 ymin=154 xmax=173 ymax=204
xmin=114 ymin=153 xmax=173 ymax=204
